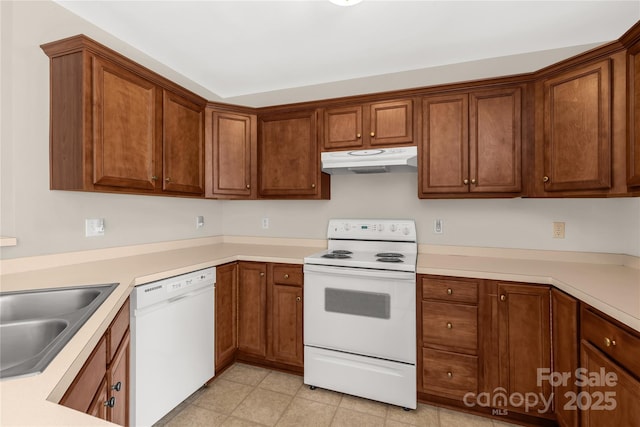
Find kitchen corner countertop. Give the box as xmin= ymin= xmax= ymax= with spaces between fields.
xmin=1 ymin=239 xmax=639 ymax=426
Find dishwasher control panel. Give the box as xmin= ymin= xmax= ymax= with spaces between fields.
xmin=134 ymin=267 xmax=216 ymax=309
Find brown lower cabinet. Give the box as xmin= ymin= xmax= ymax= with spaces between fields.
xmin=61 ymin=298 xmax=130 ymax=426
xmin=215 ymin=261 xmax=304 ymax=373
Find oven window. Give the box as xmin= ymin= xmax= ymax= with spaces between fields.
xmin=325 ymin=288 xmax=391 ymax=319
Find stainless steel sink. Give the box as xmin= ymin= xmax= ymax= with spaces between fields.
xmin=0 ymin=284 xmax=118 ymax=379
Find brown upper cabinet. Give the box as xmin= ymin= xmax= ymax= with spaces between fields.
xmin=258 ymin=109 xmax=329 ymax=199
xmin=41 ymin=35 xmax=206 ymax=197
xmin=321 ymin=99 xmax=414 ymax=150
xmin=205 ymin=108 xmax=257 ymax=199
xmin=628 ymin=39 xmax=640 ymax=189
xmin=419 ymin=86 xmax=523 ymax=197
xmin=541 ymin=59 xmax=612 ymax=192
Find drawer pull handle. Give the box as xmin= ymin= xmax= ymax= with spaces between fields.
xmin=356 ymin=133 xmax=362 ymax=138
xmin=260 ymin=272 xmax=265 ymax=277
xmin=543 ymin=176 xmax=550 ymax=183
xmin=500 ymin=294 xmax=506 ymax=302
xmin=463 ymin=179 xmax=469 ymax=185
xmin=446 ymin=322 xmax=453 ymax=329
xmin=604 ymin=337 xmax=617 ymax=347
xmin=104 ymin=397 xmax=115 ymax=408
xmin=284 ymin=274 xmax=289 ymax=279
xmin=370 ymin=132 xmax=375 ymax=137
xmin=446 ymin=288 xmax=453 ymax=295
xmin=246 ymin=184 xmax=250 ymax=189
xmin=447 ymin=371 xmax=453 ymax=378
xmin=111 ymin=381 xmax=122 ymax=392
xmin=296 ymin=296 xmax=301 ymax=302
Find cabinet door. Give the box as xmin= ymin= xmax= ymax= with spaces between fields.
xmin=628 ymin=44 xmax=640 ymax=187
xmin=87 ymin=379 xmax=109 ymax=421
xmin=206 ymin=110 xmax=256 ymax=198
xmin=420 ymin=94 xmax=469 ymax=194
xmin=497 ymin=283 xmax=552 ymax=414
xmin=237 ymin=262 xmax=267 ymax=357
xmin=322 ymin=105 xmax=364 ymax=150
xmin=469 ymin=87 xmax=522 ymax=193
xmin=92 ymin=56 xmax=160 ymax=191
xmin=162 ymin=91 xmax=204 ymax=195
xmin=270 ymin=284 xmax=303 ymax=367
xmin=580 ymin=341 xmax=640 ymax=427
xmin=369 ymin=99 xmax=413 ymax=147
xmin=543 ymin=59 xmax=611 ymax=191
xmin=108 ymin=332 xmax=129 ymax=427
xmin=258 ymin=110 xmax=322 ymax=197
xmin=60 ymin=337 xmax=107 ymax=413
xmin=215 ymin=262 xmax=238 ymax=369
xmin=552 ymin=289 xmax=579 ymax=427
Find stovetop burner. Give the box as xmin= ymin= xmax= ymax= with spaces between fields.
xmin=377 ymin=257 xmax=404 ymax=263
xmin=331 ymin=250 xmax=353 ymax=255
xmin=375 ymin=252 xmax=404 ymax=258
xmin=322 ymin=253 xmax=352 ymax=259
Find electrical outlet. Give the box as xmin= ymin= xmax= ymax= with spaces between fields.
xmin=85 ymin=218 xmax=105 ymax=237
xmin=196 ymin=216 xmax=204 ymax=229
xmin=552 ymin=222 xmax=565 ymax=239
xmin=434 ymin=219 xmax=443 ymax=234
xmin=262 ymin=217 xmax=269 ymax=229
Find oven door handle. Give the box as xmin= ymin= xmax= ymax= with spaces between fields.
xmin=303 ymin=264 xmax=415 ymax=281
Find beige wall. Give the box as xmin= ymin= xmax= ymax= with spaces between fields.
xmin=1 ymin=0 xmax=639 ymax=260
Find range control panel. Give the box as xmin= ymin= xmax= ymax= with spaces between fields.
xmin=327 ymin=219 xmax=416 ymax=242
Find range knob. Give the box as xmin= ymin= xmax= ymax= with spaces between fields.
xmin=390 ymin=224 xmax=397 ymax=232
xmin=343 ymin=223 xmax=350 ymax=231
xmin=378 ymin=224 xmax=384 ymax=231
xmin=403 ymin=227 xmax=410 ymax=235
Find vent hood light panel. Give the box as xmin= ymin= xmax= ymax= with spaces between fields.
xmin=321 ymin=146 xmax=418 ymax=174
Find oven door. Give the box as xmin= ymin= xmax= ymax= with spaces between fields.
xmin=303 ymin=263 xmax=416 ymax=364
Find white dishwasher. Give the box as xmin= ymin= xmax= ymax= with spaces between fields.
xmin=130 ymin=267 xmax=215 ymax=427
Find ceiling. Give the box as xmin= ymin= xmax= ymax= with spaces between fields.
xmin=55 ymin=1 xmax=640 ymax=107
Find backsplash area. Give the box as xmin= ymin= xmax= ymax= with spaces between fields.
xmin=222 ymin=172 xmax=640 ymax=257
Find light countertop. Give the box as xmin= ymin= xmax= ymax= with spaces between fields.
xmin=1 ymin=238 xmax=638 ymax=426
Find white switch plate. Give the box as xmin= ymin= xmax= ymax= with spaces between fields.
xmin=552 ymin=221 xmax=565 ymax=239
xmin=262 ymin=217 xmax=269 ymax=229
xmin=434 ymin=219 xmax=443 ymax=234
xmin=85 ymin=218 xmax=105 ymax=237
xmin=196 ymin=216 xmax=204 ymax=229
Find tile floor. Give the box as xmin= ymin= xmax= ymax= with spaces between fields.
xmin=154 ymin=363 xmax=518 ymax=427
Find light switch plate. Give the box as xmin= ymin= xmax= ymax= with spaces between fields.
xmin=85 ymin=218 xmax=105 ymax=237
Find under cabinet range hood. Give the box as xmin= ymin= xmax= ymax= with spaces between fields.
xmin=321 ymin=146 xmax=418 ymax=174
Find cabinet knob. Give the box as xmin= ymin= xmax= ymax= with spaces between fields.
xmin=471 ymin=178 xmax=476 ymax=184
xmin=500 ymin=294 xmax=506 ymax=302
xmin=543 ymin=176 xmax=549 ymax=183
xmin=446 ymin=322 xmax=453 ymax=329
xmin=111 ymin=381 xmax=122 ymax=392
xmin=165 ymin=177 xmax=171 ymax=183
xmin=296 ymin=296 xmax=301 ymax=302
xmin=463 ymin=179 xmax=469 ymax=185
xmin=104 ymin=397 xmax=115 ymax=408
xmin=311 ymin=183 xmax=316 ymax=189
xmin=356 ymin=133 xmax=362 ymax=138
xmin=370 ymin=132 xmax=375 ymax=137
xmin=284 ymin=274 xmax=289 ymax=279
xmin=260 ymin=272 xmax=265 ymax=277
xmin=446 ymin=288 xmax=453 ymax=295
xmin=246 ymin=184 xmax=250 ymax=189
xmin=604 ymin=337 xmax=617 ymax=347
xmin=151 ymin=175 xmax=158 ymax=181
xmin=447 ymin=371 xmax=453 ymax=378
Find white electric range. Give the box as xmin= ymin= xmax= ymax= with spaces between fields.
xmin=303 ymin=219 xmax=417 ymax=410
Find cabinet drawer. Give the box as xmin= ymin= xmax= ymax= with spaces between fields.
xmin=108 ymin=298 xmax=130 ymax=362
xmin=422 ymin=348 xmax=478 ymax=400
xmin=421 ymin=276 xmax=478 ymax=303
xmin=271 ymin=265 xmax=303 ymax=287
xmin=422 ymin=301 xmax=477 ymax=354
xmin=581 ymin=308 xmax=640 ymax=377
